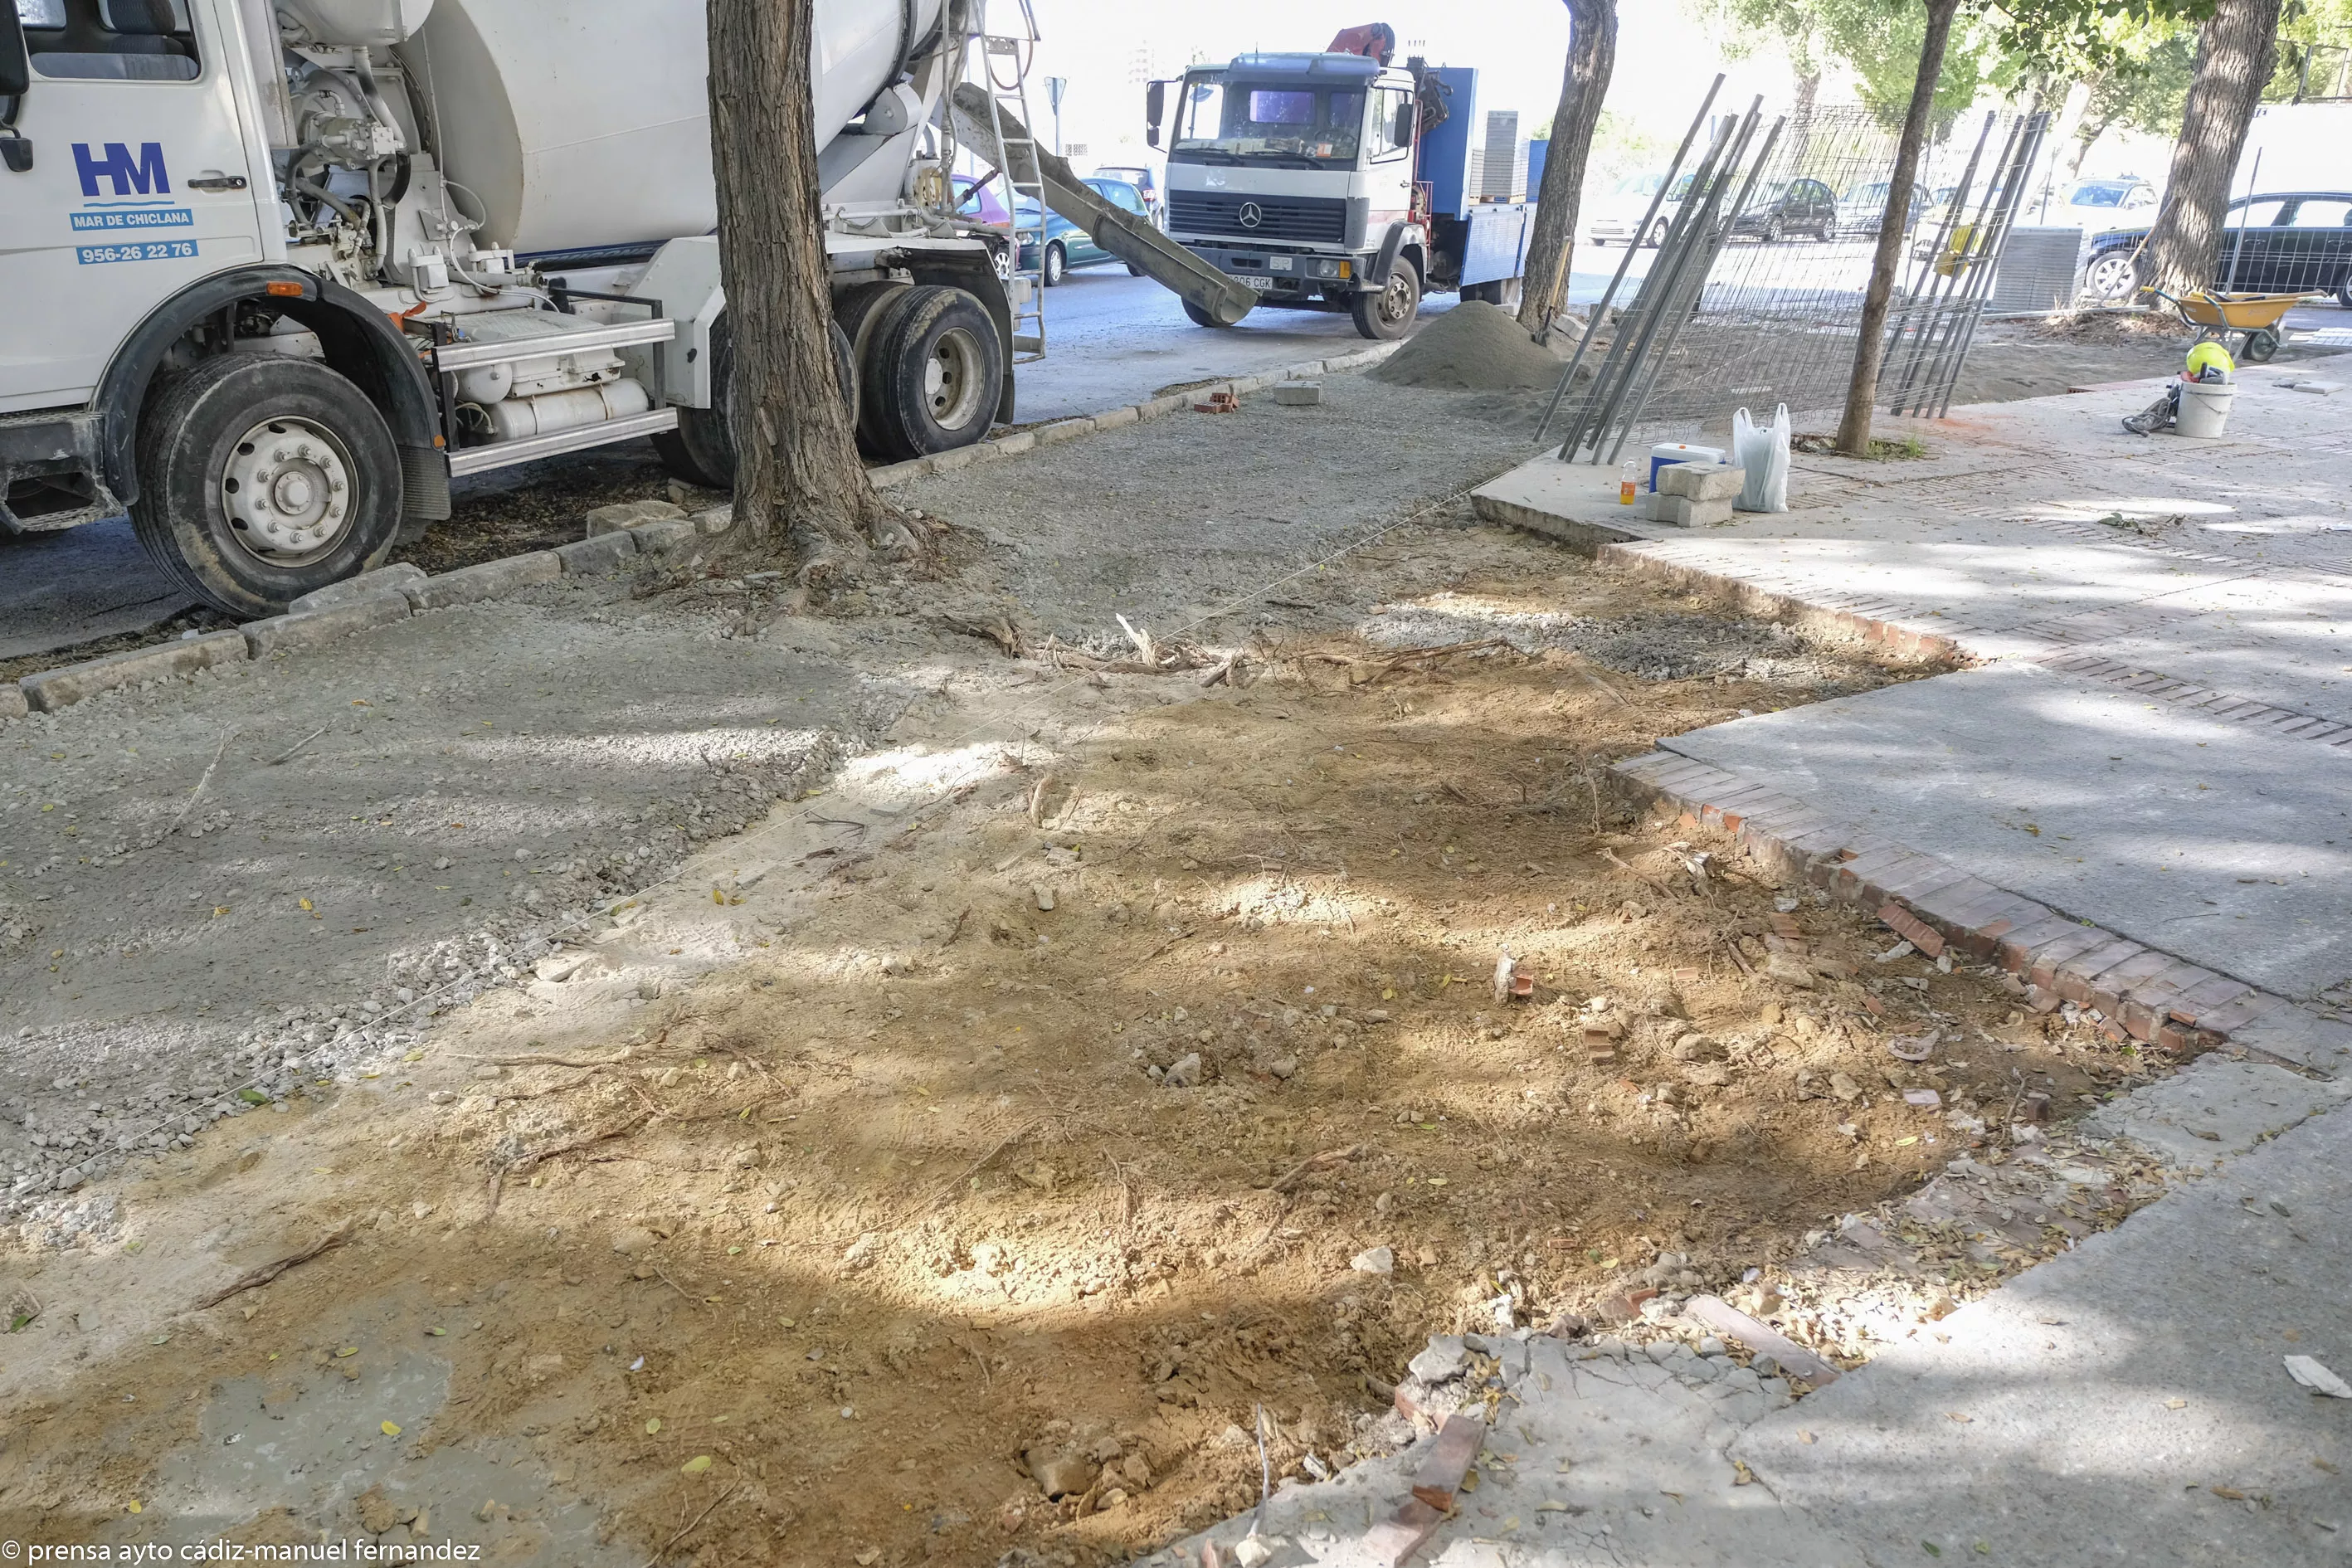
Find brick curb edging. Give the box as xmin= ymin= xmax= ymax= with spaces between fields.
xmin=0 ymin=341 xmax=1404 ymax=723
xmin=1609 ymin=749 xmax=2351 ymax=1074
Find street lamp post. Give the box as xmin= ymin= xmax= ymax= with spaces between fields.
xmin=1047 ymin=75 xmax=1068 ymax=156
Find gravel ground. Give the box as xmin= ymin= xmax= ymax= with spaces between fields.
xmin=0 ymin=588 xmax=912 ymax=1221
xmin=894 ymin=372 xmax=1549 ymax=643
xmin=1361 ymin=595 xmax=1888 ymax=689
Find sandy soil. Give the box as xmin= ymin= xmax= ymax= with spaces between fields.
xmin=0 ymin=528 xmax=2184 ymax=1565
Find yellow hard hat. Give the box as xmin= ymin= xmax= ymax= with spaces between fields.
xmin=2185 ymin=341 xmax=2234 ymax=378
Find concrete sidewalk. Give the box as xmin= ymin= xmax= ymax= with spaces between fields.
xmin=1473 ymin=363 xmax=2352 ymax=1015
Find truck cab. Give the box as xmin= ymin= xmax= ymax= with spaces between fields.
xmin=1148 ymin=49 xmax=1531 ymax=340
xmin=1154 ymin=52 xmax=1422 ymax=338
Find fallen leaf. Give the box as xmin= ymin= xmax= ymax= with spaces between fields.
xmin=1945 ymin=1412 xmax=1971 ymax=1423
xmin=2210 ymin=1486 xmax=2246 ymax=1501
xmin=427 ymin=1327 xmax=447 ymax=1337
xmin=298 ymin=898 xmax=313 ymax=912
xmin=128 ymin=1501 xmax=142 ymax=1515
xmin=382 ymin=1421 xmax=402 ymax=1437
xmin=2285 ymin=1355 xmax=2352 ymax=1398
xmin=645 ymin=1418 xmax=662 ymax=1434
xmin=681 ymin=1455 xmax=713 ymax=1477
xmin=2165 ymin=1398 xmax=2187 ymax=1410
xmin=335 ymin=1346 xmax=358 ymax=1358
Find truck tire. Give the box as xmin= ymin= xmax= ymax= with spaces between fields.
xmin=862 ymin=285 xmax=1005 ymax=460
xmin=837 ymin=280 xmax=916 ymax=455
xmin=654 ymin=312 xmax=736 ymax=489
xmin=131 ymin=354 xmax=402 ymax=618
xmin=655 ymin=311 xmax=859 ymax=489
xmin=1182 ymin=298 xmax=1235 ymax=329
xmin=1351 ymin=256 xmax=1421 ymax=341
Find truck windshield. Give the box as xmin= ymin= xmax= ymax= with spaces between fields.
xmin=1171 ymin=76 xmax=1364 ymax=167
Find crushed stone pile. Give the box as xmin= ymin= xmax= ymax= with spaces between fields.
xmin=1371 ymin=299 xmax=1573 ymax=392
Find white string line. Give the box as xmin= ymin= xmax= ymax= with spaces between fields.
xmin=78 ymin=456 xmax=1522 ymax=1171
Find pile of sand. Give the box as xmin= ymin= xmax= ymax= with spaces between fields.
xmin=1371 ymin=299 xmax=1574 ymax=392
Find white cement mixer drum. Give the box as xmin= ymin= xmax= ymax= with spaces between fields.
xmin=408 ymin=0 xmax=939 ymax=256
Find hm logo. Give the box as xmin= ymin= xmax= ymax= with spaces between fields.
xmin=73 ymin=141 xmax=171 ymax=197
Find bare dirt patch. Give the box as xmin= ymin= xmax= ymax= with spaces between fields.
xmin=0 ymin=559 xmax=2187 ymax=1566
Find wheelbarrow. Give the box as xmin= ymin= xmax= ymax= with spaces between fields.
xmin=2150 ymin=287 xmax=2301 ymax=364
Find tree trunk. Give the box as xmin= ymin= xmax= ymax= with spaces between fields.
xmin=1787 ymin=66 xmax=1821 ymax=173
xmin=707 ymin=0 xmax=899 ymax=584
xmin=1834 ymin=0 xmax=1961 ymax=456
xmin=1518 ymin=0 xmax=1619 ymax=343
xmin=2140 ymin=0 xmax=2283 ymax=298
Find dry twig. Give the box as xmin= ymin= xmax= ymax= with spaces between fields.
xmin=194 ymin=1224 xmax=353 ymax=1309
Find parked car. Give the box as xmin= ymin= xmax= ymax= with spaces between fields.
xmin=1091 ymin=163 xmax=1163 ymax=221
xmin=1729 ymin=178 xmax=1840 ymax=241
xmin=1010 ymin=178 xmax=1154 ymax=283
xmin=2080 ymin=189 xmax=2352 ymax=304
xmin=1837 ymin=179 xmax=1931 ymax=239
xmin=2057 ymin=176 xmax=2158 ymax=220
xmin=1589 ymin=171 xmax=1694 ymax=246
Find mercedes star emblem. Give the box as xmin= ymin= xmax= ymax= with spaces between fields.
xmin=1238 ymin=202 xmax=1264 ymax=228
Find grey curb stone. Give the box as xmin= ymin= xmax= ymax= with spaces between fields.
xmin=1093 ymin=405 xmax=1140 ymax=429
xmin=628 ymin=518 xmax=697 ymax=558
xmin=928 ymin=444 xmax=982 ymax=474
xmin=404 ymin=549 xmax=562 ymax=610
xmin=556 ymin=530 xmax=639 ymax=576
xmin=990 ymin=429 xmax=1039 ymax=455
xmin=869 ymin=458 xmax=927 ymax=488
xmin=584 ymin=498 xmax=685 ymax=537
xmin=1034 ymin=417 xmax=1096 ymax=445
xmin=20 ymin=629 xmax=250 ymax=713
xmin=244 ymin=592 xmax=412 ymax=658
xmin=289 ymin=562 xmax=426 ymax=614
xmin=1135 ymin=393 xmax=1191 ymax=420
xmin=0 ymin=685 xmax=27 ymax=721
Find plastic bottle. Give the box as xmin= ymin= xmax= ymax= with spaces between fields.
xmin=1619 ymin=459 xmax=1639 ymax=504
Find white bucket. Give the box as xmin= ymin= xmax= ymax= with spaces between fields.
xmin=2176 ymin=379 xmax=2236 ymax=437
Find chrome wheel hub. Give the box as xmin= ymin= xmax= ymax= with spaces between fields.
xmin=221 ymin=416 xmax=354 ymax=567
xmin=923 ymin=326 xmax=987 ymax=431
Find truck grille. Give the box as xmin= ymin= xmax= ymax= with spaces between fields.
xmin=1168 ymin=192 xmax=1349 ymax=245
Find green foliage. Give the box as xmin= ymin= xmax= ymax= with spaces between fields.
xmin=1690 ymin=0 xmax=2218 ymax=124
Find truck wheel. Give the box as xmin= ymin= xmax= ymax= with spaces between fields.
xmin=1351 ymin=257 xmax=1421 ymax=341
xmin=1181 ymin=298 xmax=1235 ymax=329
xmin=131 ymin=354 xmax=401 ymax=618
xmin=863 ymin=285 xmax=1004 ymax=460
xmin=655 ymin=312 xmax=737 ymax=489
xmin=656 ymin=312 xmax=859 ymax=488
xmin=837 ymin=281 xmax=915 ymax=456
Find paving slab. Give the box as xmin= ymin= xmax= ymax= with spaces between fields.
xmin=1654 ymin=661 xmax=2352 ymax=1001
xmin=1736 ymin=1097 xmax=2352 ymax=1567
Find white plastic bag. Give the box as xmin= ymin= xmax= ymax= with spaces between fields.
xmin=1731 ymin=403 xmax=1790 ymax=514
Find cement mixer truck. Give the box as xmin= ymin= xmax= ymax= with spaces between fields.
xmin=0 ymin=0 xmax=1030 ymax=615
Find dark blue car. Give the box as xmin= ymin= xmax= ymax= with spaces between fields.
xmin=2082 ymin=190 xmax=2352 ymax=304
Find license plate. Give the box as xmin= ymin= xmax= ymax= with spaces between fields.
xmin=1233 ymin=272 xmax=1275 ymax=291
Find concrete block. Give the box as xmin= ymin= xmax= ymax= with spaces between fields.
xmin=243 ymin=592 xmax=412 ymax=658
xmin=1093 ymin=405 xmax=1141 ymax=429
xmin=584 ymin=498 xmax=685 ymax=538
xmin=1646 ymin=491 xmax=1736 ymax=528
xmin=867 ymin=459 xmax=927 ymax=489
xmin=1034 ymin=416 xmax=1096 ymax=445
xmin=627 ymin=518 xmax=697 ymax=558
xmin=19 ymin=629 xmax=250 ymax=712
xmin=1272 ymin=380 xmax=1322 ymax=406
xmin=1658 ymin=461 xmax=1746 ymax=502
xmin=0 ymin=684 xmax=27 ymax=721
xmin=289 ymin=563 xmax=426 ymax=614
xmin=1134 ymin=393 xmax=1191 ymax=421
xmin=555 ymin=530 xmax=638 ymax=577
xmin=989 ymin=429 xmax=1039 ymax=455
xmin=404 ymin=550 xmax=562 ymax=611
